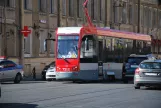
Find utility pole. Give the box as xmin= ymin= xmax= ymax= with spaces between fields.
xmin=19 ymin=0 xmax=24 ymax=67
xmin=0 ymin=0 xmax=4 ymax=55
xmin=133 ymin=0 xmax=140 ymax=53
xmin=137 ymin=0 xmax=140 ymax=33
xmin=57 ymin=0 xmax=62 ymax=27
xmin=3 ymin=0 xmax=7 ymax=57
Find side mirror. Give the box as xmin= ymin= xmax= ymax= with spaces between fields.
xmin=85 ymin=38 xmax=89 ymax=51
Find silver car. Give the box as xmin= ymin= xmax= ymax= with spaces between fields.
xmin=134 ymin=59 xmax=161 ymax=89
xmin=46 ymin=67 xmax=56 ymax=81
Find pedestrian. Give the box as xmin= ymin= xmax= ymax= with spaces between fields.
xmin=32 ymin=67 xmax=36 ymax=80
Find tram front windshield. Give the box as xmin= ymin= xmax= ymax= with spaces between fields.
xmin=57 ymin=36 xmax=79 ymax=59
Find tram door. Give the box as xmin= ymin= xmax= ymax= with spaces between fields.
xmin=98 ymin=41 xmax=103 ymax=77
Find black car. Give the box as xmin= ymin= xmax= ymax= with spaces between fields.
xmin=122 ymin=54 xmax=156 ymax=83
xmin=41 ymin=62 xmax=55 ymax=80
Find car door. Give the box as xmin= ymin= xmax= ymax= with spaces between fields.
xmin=0 ymin=61 xmax=10 ymax=81
xmin=0 ymin=63 xmax=3 ymax=81
xmin=2 ymin=61 xmax=15 ymax=81
xmin=5 ymin=61 xmax=17 ymax=80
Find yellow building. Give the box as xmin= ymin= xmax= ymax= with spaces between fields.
xmin=0 ymin=0 xmax=161 ymax=76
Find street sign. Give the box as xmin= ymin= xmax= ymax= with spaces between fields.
xmin=21 ymin=26 xmax=31 ymax=37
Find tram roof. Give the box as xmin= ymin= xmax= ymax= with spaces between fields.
xmin=57 ymin=27 xmax=82 ymax=34
xmin=97 ymin=27 xmax=151 ymax=42
xmin=57 ymin=27 xmax=151 ymax=42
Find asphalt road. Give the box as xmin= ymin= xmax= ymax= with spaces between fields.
xmin=0 ymin=80 xmax=161 ymax=108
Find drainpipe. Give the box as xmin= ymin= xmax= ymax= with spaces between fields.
xmin=19 ymin=0 xmax=24 ymax=67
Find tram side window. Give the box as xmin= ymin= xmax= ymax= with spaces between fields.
xmin=80 ymin=36 xmax=98 ymax=63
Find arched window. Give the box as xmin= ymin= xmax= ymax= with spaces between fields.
xmin=44 ymin=40 xmax=47 ymax=52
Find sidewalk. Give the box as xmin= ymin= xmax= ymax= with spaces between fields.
xmin=23 ymin=74 xmax=42 ymax=81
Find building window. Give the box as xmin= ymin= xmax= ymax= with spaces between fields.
xmin=129 ymin=4 xmax=132 ymax=24
xmin=148 ymin=8 xmax=152 ymax=28
xmin=24 ymin=29 xmax=31 ymax=54
xmin=49 ymin=0 xmax=57 ymax=14
xmin=159 ymin=11 xmax=161 ymax=28
xmin=24 ymin=39 xmax=26 ymax=53
xmin=93 ymin=0 xmax=97 ymax=20
xmin=91 ymin=0 xmax=94 ymax=19
xmin=5 ymin=0 xmax=15 ymax=7
xmin=144 ymin=7 xmax=151 ymax=28
xmin=24 ymin=0 xmax=32 ymax=10
xmin=69 ymin=0 xmax=74 ymax=17
xmin=100 ymin=0 xmax=105 ymax=21
xmin=153 ymin=9 xmax=157 ymax=28
xmin=6 ymin=0 xmax=10 ymax=7
xmin=39 ymin=0 xmax=46 ymax=12
xmin=122 ymin=2 xmax=127 ymax=24
xmin=77 ymin=0 xmax=83 ymax=18
xmin=50 ymin=0 xmax=54 ymax=13
xmin=44 ymin=40 xmax=47 ymax=52
xmin=114 ymin=4 xmax=118 ymax=23
xmin=135 ymin=4 xmax=138 ymax=25
xmin=140 ymin=5 xmax=143 ymax=26
xmin=144 ymin=7 xmax=147 ymax=27
xmin=100 ymin=0 xmax=102 ymax=21
xmin=62 ymin=0 xmax=66 ymax=16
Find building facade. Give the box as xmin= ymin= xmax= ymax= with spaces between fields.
xmin=0 ymin=0 xmax=161 ymax=76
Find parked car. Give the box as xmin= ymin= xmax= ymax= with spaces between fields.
xmin=134 ymin=59 xmax=161 ymax=89
xmin=0 ymin=75 xmax=1 ymax=97
xmin=0 ymin=57 xmax=24 ymax=83
xmin=122 ymin=54 xmax=156 ymax=83
xmin=46 ymin=66 xmax=56 ymax=81
xmin=41 ymin=62 xmax=55 ymax=80
xmin=0 ymin=82 xmax=1 ymax=98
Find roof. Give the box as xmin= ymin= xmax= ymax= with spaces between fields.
xmin=57 ymin=27 xmax=82 ymax=34
xmin=97 ymin=27 xmax=151 ymax=41
xmin=57 ymin=27 xmax=151 ymax=42
xmin=0 ymin=59 xmax=7 ymax=62
xmin=141 ymin=59 xmax=161 ymax=63
xmin=129 ymin=54 xmax=147 ymax=57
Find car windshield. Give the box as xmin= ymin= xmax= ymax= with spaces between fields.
xmin=140 ymin=62 xmax=161 ymax=69
xmin=57 ymin=35 xmax=79 ymax=59
xmin=127 ymin=57 xmax=147 ymax=65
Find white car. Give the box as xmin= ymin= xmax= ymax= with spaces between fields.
xmin=0 ymin=57 xmax=24 ymax=84
xmin=46 ymin=67 xmax=56 ymax=81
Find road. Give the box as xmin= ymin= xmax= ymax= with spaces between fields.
xmin=0 ymin=80 xmax=161 ymax=108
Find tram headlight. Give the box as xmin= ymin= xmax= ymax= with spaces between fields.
xmin=72 ymin=66 xmax=78 ymax=71
xmin=56 ymin=67 xmax=61 ymax=71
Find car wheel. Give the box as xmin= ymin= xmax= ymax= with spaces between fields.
xmin=47 ymin=79 xmax=52 ymax=81
xmin=14 ymin=73 xmax=22 ymax=84
xmin=42 ymin=73 xmax=46 ymax=80
xmin=135 ymin=86 xmax=140 ymax=89
xmin=123 ymin=78 xmax=128 ymax=84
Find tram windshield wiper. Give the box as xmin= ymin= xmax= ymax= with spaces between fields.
xmin=58 ymin=50 xmax=70 ymax=64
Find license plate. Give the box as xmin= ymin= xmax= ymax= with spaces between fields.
xmin=131 ymin=65 xmax=138 ymax=68
xmin=107 ymin=71 xmax=115 ymax=75
xmin=145 ymin=73 xmax=157 ymax=76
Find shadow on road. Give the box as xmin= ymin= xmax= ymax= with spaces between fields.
xmin=0 ymin=103 xmax=38 ymax=108
xmin=61 ymin=80 xmax=134 ymax=85
xmin=1 ymin=81 xmax=47 ymax=85
xmin=142 ymin=87 xmax=161 ymax=91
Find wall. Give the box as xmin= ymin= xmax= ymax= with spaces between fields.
xmin=9 ymin=57 xmax=55 ymax=78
